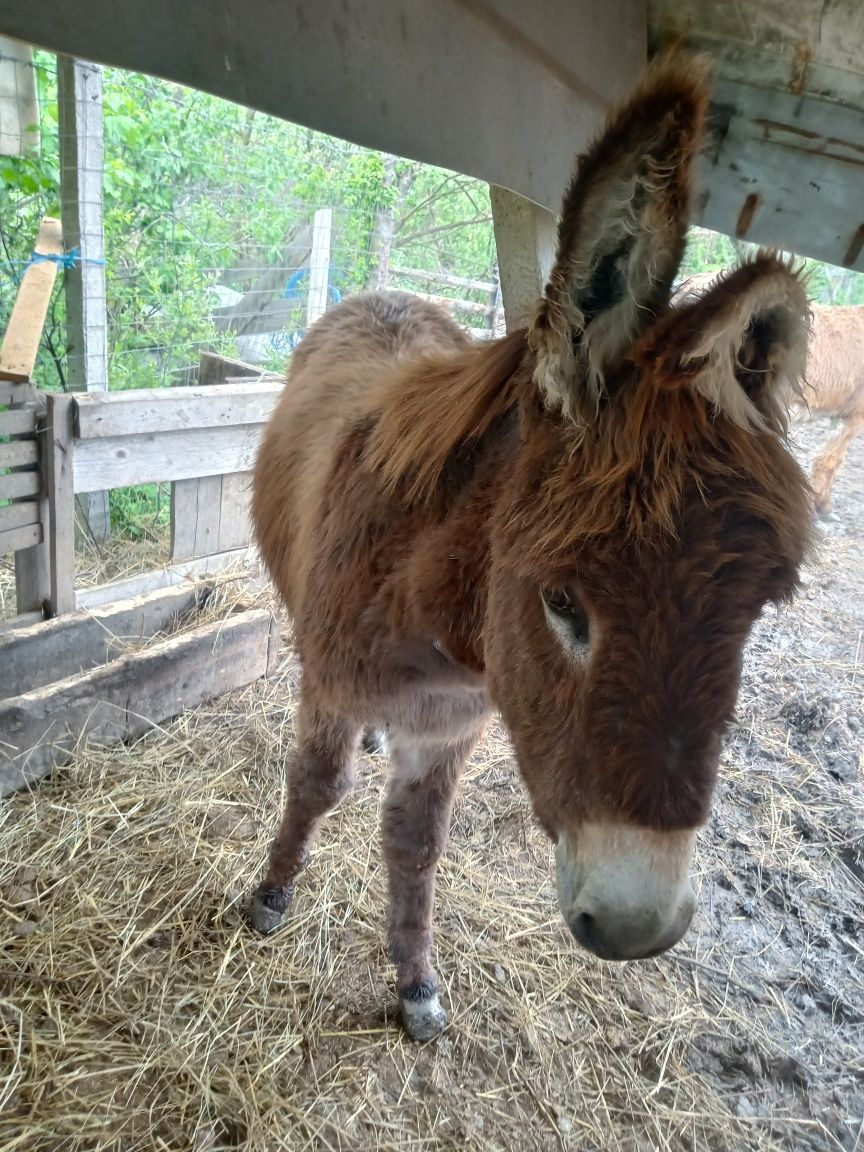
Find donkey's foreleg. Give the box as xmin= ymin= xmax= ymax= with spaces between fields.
xmin=249 ymin=699 xmax=361 ymax=934
xmin=383 ymin=732 xmax=478 ymax=1041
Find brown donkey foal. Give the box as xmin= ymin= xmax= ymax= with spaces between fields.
xmin=250 ymin=56 xmax=813 ymax=1041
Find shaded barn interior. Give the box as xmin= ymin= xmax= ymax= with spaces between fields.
xmin=1 ymin=3 xmax=863 ymax=1151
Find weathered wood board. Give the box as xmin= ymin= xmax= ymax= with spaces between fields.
xmin=0 ymin=582 xmax=211 ymax=697
xmin=74 ymin=547 xmax=253 ymax=610
xmin=73 ymin=382 xmax=282 ymax=439
xmin=0 ymin=607 xmax=280 ymax=796
xmin=0 ymin=217 xmax=63 ymax=383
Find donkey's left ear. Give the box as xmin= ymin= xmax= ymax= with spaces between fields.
xmin=638 ymin=254 xmax=810 ymax=435
xmin=529 ymin=53 xmax=711 ymax=420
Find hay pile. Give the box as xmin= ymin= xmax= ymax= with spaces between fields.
xmin=2 ymin=597 xmax=861 ymax=1151
xmin=2 ymin=419 xmax=863 ymax=1150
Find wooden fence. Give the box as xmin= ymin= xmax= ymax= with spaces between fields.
xmin=0 ymin=372 xmax=282 ymax=795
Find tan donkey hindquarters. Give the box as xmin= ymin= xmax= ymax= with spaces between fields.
xmin=251 ymin=55 xmax=813 ymax=1042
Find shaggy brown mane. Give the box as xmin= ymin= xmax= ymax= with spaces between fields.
xmin=364 ymin=328 xmax=530 ymax=505
xmin=510 ymin=376 xmax=814 ymax=569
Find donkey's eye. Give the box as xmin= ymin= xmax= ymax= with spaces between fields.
xmin=541 ymin=588 xmax=590 ymax=646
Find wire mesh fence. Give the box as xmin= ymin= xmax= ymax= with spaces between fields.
xmin=0 ymin=44 xmax=503 ymax=404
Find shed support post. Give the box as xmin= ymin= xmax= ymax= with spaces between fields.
xmin=489 ymin=187 xmax=558 ymax=333
xmin=306 ymin=208 xmax=332 ymax=329
xmin=58 ymin=54 xmax=110 ymax=542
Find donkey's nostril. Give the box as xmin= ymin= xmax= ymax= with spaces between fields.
xmin=571 ymin=911 xmax=599 ymax=952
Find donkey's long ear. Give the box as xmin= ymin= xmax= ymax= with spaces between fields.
xmin=530 ymin=53 xmax=711 ymax=420
xmin=639 ymin=254 xmax=810 ymax=435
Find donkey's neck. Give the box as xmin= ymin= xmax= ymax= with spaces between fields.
xmin=395 ymin=406 xmax=519 ymax=673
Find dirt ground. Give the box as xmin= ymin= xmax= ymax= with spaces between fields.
xmin=1 ymin=416 xmax=862 ymax=1152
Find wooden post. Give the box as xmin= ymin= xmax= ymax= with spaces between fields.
xmin=489 ymin=187 xmax=558 ymax=332
xmin=306 ymin=207 xmax=332 ymax=329
xmin=43 ymin=392 xmax=76 ymax=616
xmin=0 ymin=37 xmax=39 ymax=157
xmin=58 ymin=54 xmax=110 ymax=542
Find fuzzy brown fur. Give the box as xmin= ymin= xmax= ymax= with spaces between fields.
xmin=250 ymin=54 xmax=814 ymax=1028
xmin=674 ymin=271 xmax=864 ymax=513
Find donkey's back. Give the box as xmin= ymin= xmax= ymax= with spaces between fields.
xmin=252 ymin=292 xmax=470 ymax=615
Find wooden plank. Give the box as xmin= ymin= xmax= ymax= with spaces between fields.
xmin=390 ymin=267 xmax=497 ymax=294
xmin=75 ymin=546 xmax=254 ymax=610
xmin=187 ymin=474 xmax=222 ymax=558
xmin=0 ymin=607 xmax=280 ymax=796
xmin=170 ymin=478 xmax=201 ymax=561
xmin=73 ymin=382 xmax=282 ymax=440
xmin=0 ymin=217 xmax=63 ymax=383
xmin=0 ymin=500 xmax=39 ymax=533
xmin=198 ymin=350 xmax=269 ymax=386
xmin=218 ymin=471 xmax=253 ymax=552
xmin=0 ymin=471 xmax=41 ymax=500
xmin=0 ymin=522 xmax=41 ymax=555
xmin=0 ymin=408 xmax=38 ymax=436
xmin=0 ymin=610 xmax=43 ymax=634
xmin=44 ymin=393 xmax=76 ymax=615
xmin=73 ymin=423 xmax=268 ymax=492
xmin=0 ymin=380 xmax=37 ymax=406
xmin=412 ymin=291 xmax=496 ymax=317
xmin=0 ymin=582 xmax=211 ymax=697
xmin=0 ymin=440 xmax=38 ymax=469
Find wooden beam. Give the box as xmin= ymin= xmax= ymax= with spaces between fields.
xmin=0 ymin=500 xmax=39 ymax=533
xmin=217 ymin=472 xmax=253 ymax=552
xmin=72 ymin=423 xmax=268 ymax=491
xmin=0 ymin=582 xmax=211 ymax=697
xmin=0 ymin=440 xmax=38 ymax=469
xmin=75 ymin=546 xmax=254 ymax=609
xmin=489 ymin=187 xmax=557 ymax=331
xmin=0 ymin=610 xmax=43 ymax=634
xmin=0 ymin=380 xmax=38 ymax=406
xmin=44 ymin=393 xmax=76 ymax=616
xmin=0 ymin=471 xmax=41 ymax=501
xmin=73 ymin=382 xmax=282 ymax=439
xmin=198 ymin=351 xmax=271 ymax=386
xmin=0 ymin=217 xmax=63 ymax=383
xmin=390 ymin=267 xmax=497 ymax=295
xmin=0 ymin=0 xmax=646 ymax=217
xmin=0 ymin=522 xmax=41 ymax=555
xmin=412 ymin=292 xmax=496 ymax=317
xmin=170 ymin=473 xmax=223 ymax=560
xmin=0 ymin=407 xmax=38 ymax=436
xmin=0 ymin=607 xmax=280 ymax=796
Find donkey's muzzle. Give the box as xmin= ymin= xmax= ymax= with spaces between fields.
xmin=556 ymin=822 xmax=697 ymax=961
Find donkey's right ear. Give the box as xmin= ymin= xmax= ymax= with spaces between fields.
xmin=529 ymin=53 xmax=711 ymax=422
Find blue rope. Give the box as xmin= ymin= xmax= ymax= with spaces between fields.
xmin=19 ymin=246 xmax=105 ymax=272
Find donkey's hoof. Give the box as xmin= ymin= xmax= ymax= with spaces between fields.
xmin=399 ymin=991 xmax=447 ymax=1041
xmin=248 ymin=886 xmax=293 ymax=935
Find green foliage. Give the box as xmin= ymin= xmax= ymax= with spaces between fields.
xmin=108 ymin=484 xmax=170 ymax=540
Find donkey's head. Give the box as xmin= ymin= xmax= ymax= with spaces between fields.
xmin=484 ymin=56 xmax=813 ymax=961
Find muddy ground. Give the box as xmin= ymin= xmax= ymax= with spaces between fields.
xmin=1 ymin=415 xmax=862 ymax=1152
